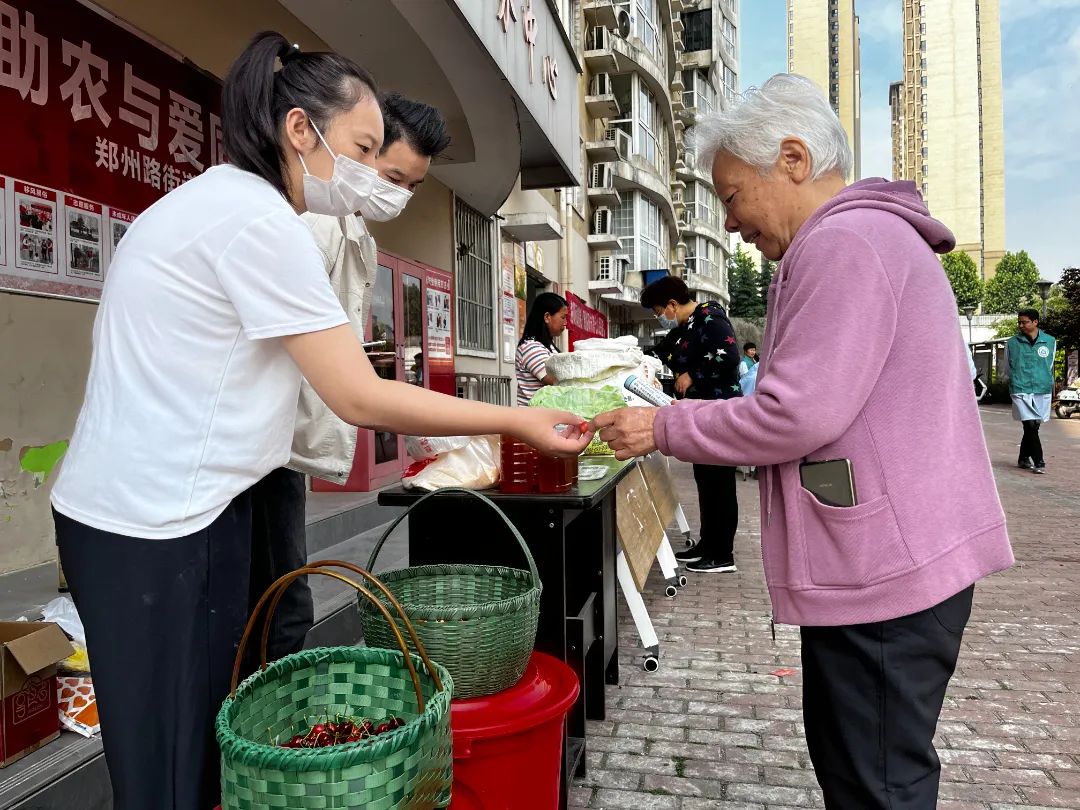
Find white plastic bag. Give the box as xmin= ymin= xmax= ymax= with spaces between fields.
xmin=402 ymin=435 xmax=500 ymax=491
xmin=546 ymin=336 xmax=643 ymax=383
xmin=404 ymin=435 xmax=471 ymax=460
xmin=43 ymin=595 xmax=86 ymax=645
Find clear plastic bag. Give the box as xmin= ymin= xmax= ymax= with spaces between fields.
xmin=401 ymin=435 xmax=501 ymax=491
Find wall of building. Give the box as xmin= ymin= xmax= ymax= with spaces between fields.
xmin=837 ymin=0 xmax=861 ymax=178
xmin=367 ymin=177 xmax=455 ymax=272
xmin=977 ymin=0 xmax=1006 ymax=279
xmin=788 ymin=1 xmax=830 ymax=96
xmin=0 ymin=294 xmax=96 ymax=574
xmin=926 ymin=0 xmax=983 ymax=262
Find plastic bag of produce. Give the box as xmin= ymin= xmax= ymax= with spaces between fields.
xmin=402 ymin=435 xmax=500 ymax=491
xmin=529 ymin=385 xmax=626 ymax=455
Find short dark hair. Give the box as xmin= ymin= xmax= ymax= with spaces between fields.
xmin=743 ymin=342 xmax=757 ymax=353
xmin=222 ymin=32 xmax=378 ymax=200
xmin=1018 ymin=308 xmax=1039 ymax=322
xmin=640 ymin=276 xmax=692 ymax=310
xmin=380 ymin=92 xmax=451 ymax=158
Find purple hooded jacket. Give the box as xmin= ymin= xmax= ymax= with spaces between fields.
xmin=654 ymin=179 xmax=1013 ymax=626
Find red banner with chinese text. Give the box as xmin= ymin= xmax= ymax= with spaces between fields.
xmin=566 ymin=292 xmax=608 ymax=350
xmin=0 ymin=0 xmax=222 ymax=300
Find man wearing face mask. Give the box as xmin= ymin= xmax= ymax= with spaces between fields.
xmin=248 ymin=93 xmax=451 ymax=663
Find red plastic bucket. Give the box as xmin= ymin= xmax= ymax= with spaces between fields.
xmin=449 ymin=651 xmax=580 ymax=809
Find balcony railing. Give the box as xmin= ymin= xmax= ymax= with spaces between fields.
xmin=685 ymin=256 xmax=718 ymax=282
xmin=682 ymin=88 xmax=716 ymax=116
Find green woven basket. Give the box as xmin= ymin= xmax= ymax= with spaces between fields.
xmin=360 ymin=488 xmax=542 ymax=699
xmin=218 ymin=564 xmax=453 ymax=809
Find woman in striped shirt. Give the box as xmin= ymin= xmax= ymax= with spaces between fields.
xmin=516 ymin=292 xmax=568 ymax=405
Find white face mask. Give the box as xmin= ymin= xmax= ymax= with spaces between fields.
xmin=297 ymin=118 xmax=379 ymax=217
xmin=358 ymin=176 xmax=413 ymax=222
xmin=657 ymin=307 xmax=679 ymax=330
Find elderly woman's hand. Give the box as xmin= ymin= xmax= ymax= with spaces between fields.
xmin=591 ymin=407 xmax=659 ymax=460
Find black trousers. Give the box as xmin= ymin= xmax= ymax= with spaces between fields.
xmin=248 ymin=467 xmax=313 ymax=663
xmin=801 ymin=585 xmax=974 ymax=809
xmin=1020 ymin=420 xmax=1044 ymax=466
xmin=692 ymin=463 xmax=738 ymax=561
xmin=54 ymin=497 xmax=253 ymax=810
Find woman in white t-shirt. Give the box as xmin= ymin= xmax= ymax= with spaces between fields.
xmin=515 ymin=292 xmax=568 ymax=405
xmin=50 ymin=32 xmax=590 ymax=810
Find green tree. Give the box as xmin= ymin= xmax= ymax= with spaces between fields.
xmin=1041 ymin=267 xmax=1080 ymax=353
xmin=758 ymin=259 xmax=776 ymax=314
xmin=982 ymin=250 xmax=1040 ymax=314
xmin=727 ymin=245 xmax=763 ymax=319
xmin=940 ymin=251 xmax=983 ymax=310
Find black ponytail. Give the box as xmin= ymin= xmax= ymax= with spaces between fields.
xmin=222 ymin=31 xmax=378 ymax=199
xmin=520 ymin=292 xmax=568 ymax=350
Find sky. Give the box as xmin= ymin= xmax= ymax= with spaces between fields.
xmin=738 ymin=0 xmax=1080 ymax=281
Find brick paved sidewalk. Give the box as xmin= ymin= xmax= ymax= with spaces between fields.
xmin=572 ymin=405 xmax=1080 ymax=810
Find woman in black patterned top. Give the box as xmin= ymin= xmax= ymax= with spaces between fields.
xmin=642 ymin=276 xmax=742 ymax=573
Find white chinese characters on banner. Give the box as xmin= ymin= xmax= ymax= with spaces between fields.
xmin=60 ymin=38 xmax=110 ymax=126
xmin=0 ymin=4 xmax=48 ymax=105
xmin=118 ymin=62 xmax=160 ymax=151
xmin=167 ymin=91 xmax=204 ymax=170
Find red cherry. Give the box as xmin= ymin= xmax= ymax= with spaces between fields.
xmin=290 ymin=735 xmax=305 ymax=747
xmin=311 ymin=723 xmax=326 ymax=735
xmin=346 ymin=732 xmax=362 ymax=743
xmin=376 ymin=723 xmax=390 ymax=734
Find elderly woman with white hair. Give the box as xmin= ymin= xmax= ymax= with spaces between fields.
xmin=593 ymin=74 xmax=1014 ymax=808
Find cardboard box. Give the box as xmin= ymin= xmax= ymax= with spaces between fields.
xmin=0 ymin=622 xmax=74 ymax=767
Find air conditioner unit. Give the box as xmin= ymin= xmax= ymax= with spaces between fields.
xmin=590 ymin=72 xmax=613 ymax=96
xmin=590 ymin=162 xmax=614 ymax=188
xmin=588 ymin=25 xmax=610 ymax=51
xmin=593 ymin=207 xmax=614 ymax=236
xmin=604 ymin=126 xmax=632 ymax=157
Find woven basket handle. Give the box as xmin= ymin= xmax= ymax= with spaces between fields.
xmin=366 ymin=487 xmax=540 ymax=590
xmin=230 ymin=567 xmax=441 ymax=710
xmin=259 ymin=559 xmax=439 ymax=693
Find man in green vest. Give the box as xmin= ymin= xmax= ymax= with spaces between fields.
xmin=1005 ymin=308 xmax=1056 ymax=474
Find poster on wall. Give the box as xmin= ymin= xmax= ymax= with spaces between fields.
xmin=65 ymin=196 xmax=104 ymax=280
xmin=513 ymin=241 xmax=526 ymax=300
xmin=500 ymin=242 xmax=514 ymax=296
xmin=503 ymin=323 xmax=516 ymax=364
xmin=14 ymin=182 xmax=58 ymax=275
xmin=425 ymin=288 xmax=452 ymax=360
xmin=0 ymin=0 xmax=222 ymax=301
xmin=0 ymin=178 xmax=6 ymax=266
xmin=109 ymin=209 xmax=137 ymax=255
xmin=424 ymin=272 xmax=453 ymax=361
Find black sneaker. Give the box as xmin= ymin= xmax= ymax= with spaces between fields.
xmin=1033 ymin=464 xmax=1046 ymax=475
xmin=675 ymin=547 xmax=703 ymax=564
xmin=686 ymin=557 xmax=738 ymax=573
xmin=1018 ymin=457 xmax=1034 ymax=470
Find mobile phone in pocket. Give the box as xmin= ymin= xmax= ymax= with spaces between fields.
xmin=799 ymin=459 xmax=858 ymax=507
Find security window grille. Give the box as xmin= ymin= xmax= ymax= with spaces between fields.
xmin=682 ymin=8 xmax=712 ymax=52
xmin=455 ymin=200 xmax=495 ymax=353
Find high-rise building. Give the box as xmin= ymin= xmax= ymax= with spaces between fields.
xmin=787 ymin=0 xmax=862 ymax=179
xmin=578 ymin=0 xmax=740 ymax=343
xmin=890 ymin=0 xmax=1005 ymax=280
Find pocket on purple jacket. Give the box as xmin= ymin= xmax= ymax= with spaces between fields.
xmin=798 ymin=489 xmax=914 ymax=588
